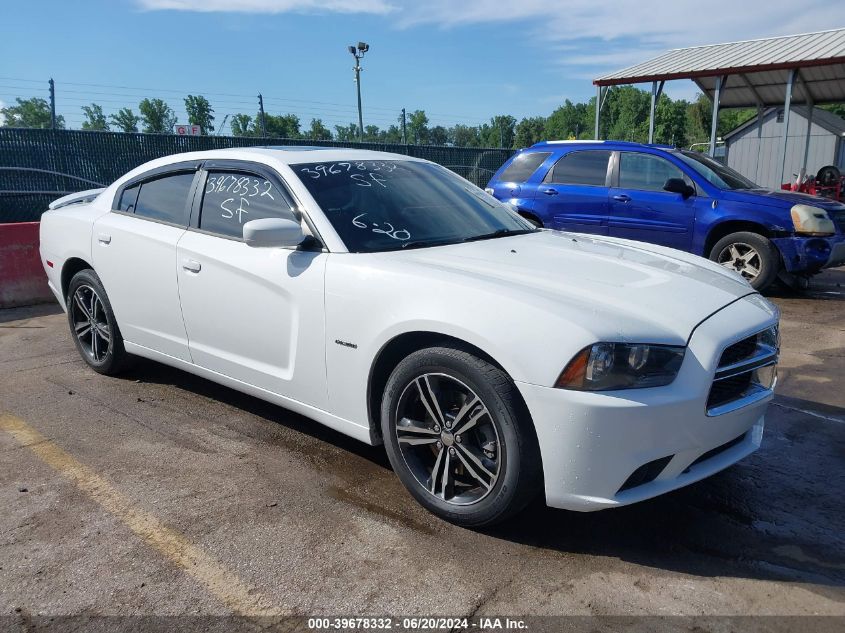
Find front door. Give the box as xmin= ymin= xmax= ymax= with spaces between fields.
xmin=608 ymin=151 xmax=699 ymax=251
xmin=176 ymin=164 xmax=329 ymax=409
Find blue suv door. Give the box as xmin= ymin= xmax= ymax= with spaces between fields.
xmin=535 ymin=149 xmax=612 ymax=235
xmin=607 ymin=151 xmax=703 ymax=250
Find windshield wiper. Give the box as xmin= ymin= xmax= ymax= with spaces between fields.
xmin=461 ymin=228 xmax=536 ymax=243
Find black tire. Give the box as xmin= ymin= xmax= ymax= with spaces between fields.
xmin=709 ymin=231 xmax=780 ymax=291
xmin=380 ymin=345 xmax=542 ymax=527
xmin=66 ymin=269 xmax=132 ymax=375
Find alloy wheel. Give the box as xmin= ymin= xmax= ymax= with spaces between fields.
xmin=717 ymin=242 xmax=762 ymax=282
xmin=394 ymin=373 xmax=501 ymax=506
xmin=70 ymin=284 xmax=111 ymax=363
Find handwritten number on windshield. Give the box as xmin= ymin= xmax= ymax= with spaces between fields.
xmin=352 ymin=213 xmax=410 ymax=241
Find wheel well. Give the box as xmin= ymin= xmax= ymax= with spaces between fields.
xmin=704 ymin=221 xmax=772 ymax=257
xmin=518 ymin=211 xmax=543 ymax=228
xmin=61 ymin=257 xmax=93 ymax=299
xmin=366 ymin=332 xmax=511 ymax=444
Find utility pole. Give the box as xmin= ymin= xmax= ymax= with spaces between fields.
xmin=258 ymin=93 xmax=266 ymax=138
xmin=48 ymin=78 xmax=56 ymax=129
xmin=348 ymin=42 xmax=369 ymax=142
xmin=401 ymin=108 xmax=407 ymax=144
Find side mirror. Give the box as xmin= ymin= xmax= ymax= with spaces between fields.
xmin=663 ymin=178 xmax=695 ymax=199
xmin=243 ymin=218 xmax=305 ymax=248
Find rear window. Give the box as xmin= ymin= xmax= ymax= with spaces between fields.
xmin=498 ymin=152 xmax=551 ymax=183
xmin=133 ymin=173 xmax=195 ymax=225
xmin=546 ymin=150 xmax=611 ymax=186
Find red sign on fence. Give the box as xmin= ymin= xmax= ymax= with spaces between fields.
xmin=174 ymin=124 xmax=201 ymax=136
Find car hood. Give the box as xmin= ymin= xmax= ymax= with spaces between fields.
xmin=384 ymin=230 xmax=755 ymax=343
xmin=721 ymin=188 xmax=845 ymax=212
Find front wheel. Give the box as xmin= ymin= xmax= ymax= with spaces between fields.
xmin=380 ymin=345 xmax=542 ymax=527
xmin=709 ymin=231 xmax=780 ymax=291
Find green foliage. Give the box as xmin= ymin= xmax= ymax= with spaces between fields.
xmin=230 ymin=114 xmax=253 ymax=137
xmin=139 ymin=98 xmax=177 ymax=134
xmin=407 ymin=110 xmax=429 ymax=144
xmin=307 ymin=118 xmax=333 ymax=140
xmin=1 ymin=97 xmax=65 ymax=129
xmin=429 ymin=125 xmax=449 ymax=146
xmin=81 ymin=103 xmax=109 ymax=131
xmin=544 ymin=100 xmax=587 ymax=140
xmin=334 ymin=123 xmax=358 ymax=142
xmin=184 ymin=95 xmax=215 ymax=134
xmin=109 ymin=108 xmax=140 ymax=133
xmin=514 ymin=116 xmax=546 ymax=147
xmin=484 ymin=115 xmax=516 ymax=148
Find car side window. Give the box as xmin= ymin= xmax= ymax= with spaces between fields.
xmin=118 ymin=183 xmax=139 ymax=212
xmin=199 ymin=171 xmax=295 ymax=239
xmin=499 ymin=152 xmax=551 ymax=182
xmin=545 ymin=150 xmax=611 ymax=186
xmin=619 ymin=153 xmax=685 ymax=192
xmin=132 ymin=173 xmax=195 ymax=225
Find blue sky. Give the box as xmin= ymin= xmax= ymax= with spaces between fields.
xmin=2 ymin=1 xmax=841 ymax=133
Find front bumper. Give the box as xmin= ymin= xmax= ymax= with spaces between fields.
xmin=771 ymin=234 xmax=845 ymax=273
xmin=517 ymin=294 xmax=777 ymax=512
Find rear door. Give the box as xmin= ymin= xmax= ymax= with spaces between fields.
xmin=93 ymin=164 xmax=199 ymax=361
xmin=536 ymin=150 xmax=612 ymax=234
xmin=608 ymin=151 xmax=699 ymax=250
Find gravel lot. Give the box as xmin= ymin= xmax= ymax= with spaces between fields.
xmin=1 ymin=270 xmax=843 ymax=624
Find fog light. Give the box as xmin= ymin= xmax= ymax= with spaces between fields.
xmin=752 ymin=364 xmax=777 ymax=390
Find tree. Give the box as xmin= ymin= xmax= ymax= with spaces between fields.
xmin=364 ymin=124 xmax=380 ymax=141
xmin=334 ymin=124 xmax=358 ymax=142
xmin=429 ymin=125 xmax=448 ymax=145
xmin=545 ymin=100 xmax=588 ymax=140
xmin=109 ymin=108 xmax=140 ymax=133
xmin=139 ymin=98 xmax=177 ymax=134
xmin=484 ymin=115 xmax=516 ymax=148
xmin=230 ymin=114 xmax=253 ymax=137
xmin=263 ymin=113 xmax=300 ymax=138
xmin=81 ymin=103 xmax=109 ymax=131
xmin=307 ymin=118 xmax=332 ymax=140
xmin=450 ymin=124 xmax=481 ymax=147
xmin=1 ymin=97 xmax=64 ymax=129
xmin=654 ymin=95 xmax=687 ymax=147
xmin=514 ymin=116 xmax=546 ymax=148
xmin=184 ymin=95 xmax=214 ymax=134
xmin=407 ymin=110 xmax=429 ymax=144
xmin=379 ymin=124 xmax=403 ymax=144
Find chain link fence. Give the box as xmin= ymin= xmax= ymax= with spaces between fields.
xmin=0 ymin=128 xmax=515 ymax=222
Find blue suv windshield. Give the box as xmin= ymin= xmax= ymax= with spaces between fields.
xmin=673 ymin=150 xmax=758 ymax=190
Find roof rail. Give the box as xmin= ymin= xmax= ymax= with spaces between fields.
xmin=530 ymin=140 xmax=677 ymax=149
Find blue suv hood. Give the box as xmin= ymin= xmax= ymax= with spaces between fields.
xmin=721 ymin=188 xmax=845 ymax=212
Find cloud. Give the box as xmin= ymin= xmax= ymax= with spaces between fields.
xmin=136 ymin=0 xmax=395 ymax=14
xmin=392 ymin=0 xmax=838 ymax=75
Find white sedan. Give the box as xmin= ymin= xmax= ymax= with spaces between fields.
xmin=40 ymin=147 xmax=779 ymax=526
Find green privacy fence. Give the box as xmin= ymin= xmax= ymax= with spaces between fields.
xmin=0 ymin=128 xmax=515 ymax=223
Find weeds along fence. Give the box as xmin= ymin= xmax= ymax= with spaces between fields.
xmin=0 ymin=128 xmax=515 ymax=222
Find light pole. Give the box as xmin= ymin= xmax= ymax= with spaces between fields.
xmin=348 ymin=41 xmax=369 ymax=142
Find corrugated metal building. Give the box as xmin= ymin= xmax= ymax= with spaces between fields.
xmin=723 ymin=107 xmax=845 ymax=188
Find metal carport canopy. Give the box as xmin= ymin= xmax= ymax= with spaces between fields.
xmin=591 ymin=28 xmax=845 ymax=183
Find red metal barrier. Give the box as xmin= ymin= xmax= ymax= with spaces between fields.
xmin=0 ymin=222 xmax=55 ymax=308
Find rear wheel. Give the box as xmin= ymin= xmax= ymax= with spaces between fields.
xmin=67 ymin=269 xmax=132 ymax=375
xmin=709 ymin=231 xmax=780 ymax=291
xmin=381 ymin=345 xmax=542 ymax=527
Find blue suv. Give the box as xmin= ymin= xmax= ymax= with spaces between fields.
xmin=486 ymin=141 xmax=845 ymax=290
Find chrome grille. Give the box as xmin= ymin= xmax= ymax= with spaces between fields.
xmin=707 ymin=325 xmax=778 ymax=416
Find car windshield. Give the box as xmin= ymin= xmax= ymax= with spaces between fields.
xmin=673 ymin=150 xmax=758 ymax=190
xmin=294 ymin=160 xmax=535 ymax=252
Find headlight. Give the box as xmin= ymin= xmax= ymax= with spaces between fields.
xmin=555 ymin=343 xmax=685 ymax=391
xmin=790 ymin=204 xmax=835 ymax=237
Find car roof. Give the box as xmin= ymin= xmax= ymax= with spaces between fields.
xmin=528 ymin=140 xmax=675 ymax=151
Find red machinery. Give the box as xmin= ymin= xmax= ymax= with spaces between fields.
xmin=781 ymin=165 xmax=844 ymax=201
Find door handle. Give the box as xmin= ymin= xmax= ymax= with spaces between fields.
xmin=542 ymin=188 xmax=559 ymax=196
xmin=97 ymin=233 xmax=112 ymax=244
xmin=182 ymin=258 xmax=201 ymax=273
xmin=613 ymin=194 xmax=631 ymax=202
